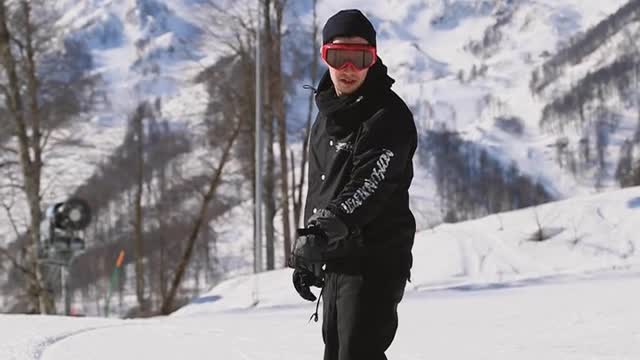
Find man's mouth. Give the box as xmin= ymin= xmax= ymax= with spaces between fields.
xmin=339 ymin=78 xmax=356 ymax=86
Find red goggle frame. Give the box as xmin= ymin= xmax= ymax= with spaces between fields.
xmin=321 ymin=43 xmax=377 ymax=70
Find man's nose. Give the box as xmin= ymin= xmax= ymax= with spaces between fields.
xmin=341 ymin=62 xmax=357 ymax=72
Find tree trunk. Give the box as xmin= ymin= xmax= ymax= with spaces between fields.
xmin=295 ymin=0 xmax=318 ymax=230
xmin=244 ymin=51 xmax=259 ymax=274
xmin=290 ymin=149 xmax=297 ymax=228
xmin=202 ymin=216 xmax=212 ymax=284
xmin=22 ymin=0 xmax=54 ymax=314
xmin=157 ymin=166 xmax=168 ymax=302
xmin=272 ymin=0 xmax=292 ymax=267
xmin=635 ymin=62 xmax=640 ymax=142
xmin=263 ymin=0 xmax=276 ymax=271
xmin=133 ymin=104 xmax=147 ymax=311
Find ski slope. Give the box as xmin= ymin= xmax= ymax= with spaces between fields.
xmin=2 ymin=187 xmax=640 ymax=359
xmin=2 ymin=273 xmax=640 ymax=360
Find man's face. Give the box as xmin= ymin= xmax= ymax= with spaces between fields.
xmin=327 ymin=36 xmax=370 ymax=96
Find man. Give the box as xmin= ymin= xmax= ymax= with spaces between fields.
xmin=290 ymin=9 xmax=417 ymax=360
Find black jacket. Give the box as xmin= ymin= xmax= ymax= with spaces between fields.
xmin=304 ymin=58 xmax=417 ymax=280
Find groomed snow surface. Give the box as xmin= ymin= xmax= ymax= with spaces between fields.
xmin=2 ymin=187 xmax=640 ymax=359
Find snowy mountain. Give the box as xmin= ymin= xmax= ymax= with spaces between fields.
xmin=298 ymin=0 xmax=640 ymax=226
xmin=2 ymin=0 xmax=640 ymax=314
xmin=360 ymin=0 xmax=637 ymax=212
xmin=2 ymin=186 xmax=640 ymax=359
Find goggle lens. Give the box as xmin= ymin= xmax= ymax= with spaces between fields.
xmin=322 ymin=44 xmax=376 ymax=70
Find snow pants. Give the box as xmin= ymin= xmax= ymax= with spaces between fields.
xmin=322 ymin=271 xmax=407 ymax=360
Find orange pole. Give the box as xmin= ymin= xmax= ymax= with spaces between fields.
xmin=116 ymin=250 xmax=125 ymax=268
xmin=106 ymin=250 xmax=125 ymax=316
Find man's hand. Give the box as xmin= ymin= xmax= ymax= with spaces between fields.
xmin=290 ymin=227 xmax=325 ymax=301
xmin=308 ymin=209 xmax=362 ymax=258
xmin=292 ymin=267 xmax=324 ymax=302
xmin=308 ymin=209 xmax=349 ymax=243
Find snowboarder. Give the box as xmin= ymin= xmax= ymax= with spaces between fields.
xmin=289 ymin=8 xmax=418 ymax=360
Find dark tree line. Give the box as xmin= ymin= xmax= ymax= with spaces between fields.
xmin=616 ymin=138 xmax=640 ymax=187
xmin=616 ymin=139 xmax=635 ymax=186
xmin=538 ymin=55 xmax=632 ymax=179
xmin=531 ymin=0 xmax=640 ymax=93
xmin=421 ymin=130 xmax=553 ymax=223
xmin=540 ymin=56 xmax=636 ymax=131
xmin=534 ymin=22 xmax=640 ymax=188
xmin=466 ymin=2 xmax=518 ymax=58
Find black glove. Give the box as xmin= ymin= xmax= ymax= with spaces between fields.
xmin=290 ymin=227 xmax=325 ymax=301
xmin=308 ymin=209 xmax=362 ymax=259
xmin=290 ymin=226 xmax=327 ymax=265
xmin=292 ymin=267 xmax=324 ymax=302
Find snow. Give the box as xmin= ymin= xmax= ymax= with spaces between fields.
xmin=2 ymin=187 xmax=640 ymax=359
xmin=6 ymin=274 xmax=640 ymax=360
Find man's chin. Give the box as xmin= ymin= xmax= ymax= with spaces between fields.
xmin=336 ymin=84 xmax=360 ymax=96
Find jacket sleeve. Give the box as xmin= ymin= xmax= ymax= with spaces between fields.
xmin=326 ymin=108 xmax=416 ymax=229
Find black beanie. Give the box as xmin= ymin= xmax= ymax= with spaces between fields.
xmin=322 ymin=9 xmax=376 ymax=46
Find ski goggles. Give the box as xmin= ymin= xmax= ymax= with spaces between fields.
xmin=321 ymin=43 xmax=377 ymax=70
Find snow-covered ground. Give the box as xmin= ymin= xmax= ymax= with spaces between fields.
xmin=3 ymin=272 xmax=640 ymax=360
xmin=2 ymin=187 xmax=640 ymax=359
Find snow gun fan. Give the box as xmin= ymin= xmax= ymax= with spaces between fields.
xmin=44 ymin=198 xmax=92 ymax=254
xmin=39 ymin=198 xmax=93 ymax=315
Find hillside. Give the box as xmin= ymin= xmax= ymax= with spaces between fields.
xmin=177 ymin=186 xmax=640 ymax=315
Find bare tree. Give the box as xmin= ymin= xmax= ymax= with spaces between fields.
xmin=294 ymin=0 xmax=319 ymax=231
xmin=131 ymin=102 xmax=152 ymax=312
xmin=261 ymin=0 xmax=294 ymax=270
xmin=0 ymin=0 xmax=47 ymax=313
xmin=161 ymin=120 xmax=241 ymax=314
xmin=192 ymin=0 xmax=263 ymax=271
xmin=0 ymin=193 xmax=39 ymax=300
xmin=0 ymin=0 xmax=95 ymax=313
xmin=270 ymin=0 xmax=292 ymax=267
xmin=262 ymin=0 xmax=277 ymax=270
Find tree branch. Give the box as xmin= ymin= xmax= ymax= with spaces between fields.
xmin=39 ymin=125 xmax=54 ymax=153
xmin=0 ymin=246 xmax=38 ymax=281
xmin=0 ymin=199 xmax=38 ymax=281
xmin=160 ymin=118 xmax=242 ymax=315
xmin=0 ymin=159 xmax=18 ymax=168
xmin=0 ymin=144 xmax=18 ymax=154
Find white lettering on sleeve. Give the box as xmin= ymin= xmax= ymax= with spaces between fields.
xmin=340 ymin=149 xmax=395 ymax=214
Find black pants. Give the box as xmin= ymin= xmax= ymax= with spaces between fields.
xmin=322 ymin=271 xmax=406 ymax=360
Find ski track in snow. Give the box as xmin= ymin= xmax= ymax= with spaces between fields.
xmin=2 ymin=270 xmax=637 ymax=360
xmin=36 ymin=323 xmax=150 ymax=360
